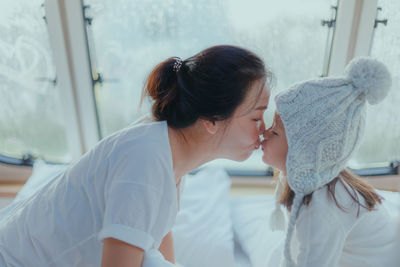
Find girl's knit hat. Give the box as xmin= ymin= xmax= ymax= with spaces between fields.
xmin=274 ymin=57 xmax=392 ymax=266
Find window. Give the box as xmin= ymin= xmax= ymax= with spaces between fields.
xmin=84 ymin=0 xmax=336 ymax=173
xmin=0 ymin=0 xmax=70 ymax=163
xmin=348 ymin=0 xmax=400 ymax=169
xmin=2 ymin=0 xmax=395 ymax=176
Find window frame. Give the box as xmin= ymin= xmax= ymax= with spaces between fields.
xmin=1 ymin=0 xmax=399 ymax=179
xmin=44 ymin=0 xmax=100 ymax=160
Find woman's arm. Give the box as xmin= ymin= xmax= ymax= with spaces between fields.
xmin=159 ymin=231 xmax=175 ymax=263
xmin=101 ymin=238 xmax=144 ymax=267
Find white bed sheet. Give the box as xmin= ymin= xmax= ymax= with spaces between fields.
xmin=230 ymin=195 xmax=285 ymax=267
xmin=173 ymin=167 xmax=236 ymax=267
xmin=234 ymin=235 xmax=251 ymax=267
xmin=3 ymin=160 xmax=399 ymax=267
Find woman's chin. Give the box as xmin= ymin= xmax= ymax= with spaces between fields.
xmin=230 ymin=150 xmax=253 ymax=162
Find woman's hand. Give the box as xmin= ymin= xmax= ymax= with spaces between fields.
xmin=159 ymin=231 xmax=175 ymax=263
xmin=101 ymin=238 xmax=144 ymax=267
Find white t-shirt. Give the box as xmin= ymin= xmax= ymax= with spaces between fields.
xmin=289 ymin=180 xmax=400 ymax=267
xmin=0 ymin=120 xmax=179 ymax=267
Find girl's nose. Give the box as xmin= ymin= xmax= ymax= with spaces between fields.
xmin=263 ymin=126 xmax=272 ymax=139
xmin=263 ymin=131 xmax=268 ymax=140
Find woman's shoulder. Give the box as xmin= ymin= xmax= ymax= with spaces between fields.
xmin=104 ymin=119 xmax=168 ymax=151
xmin=83 ymin=118 xmax=171 ymax=173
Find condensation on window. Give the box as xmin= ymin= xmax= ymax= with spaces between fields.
xmin=85 ymin=0 xmax=334 ymax=171
xmin=0 ymin=0 xmax=70 ymax=162
xmin=349 ymin=0 xmax=400 ymax=167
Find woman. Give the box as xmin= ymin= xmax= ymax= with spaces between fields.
xmin=0 ymin=45 xmax=272 ymax=267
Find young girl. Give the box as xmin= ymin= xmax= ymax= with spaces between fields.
xmin=261 ymin=57 xmax=399 ymax=267
xmin=0 ymin=45 xmax=272 ymax=267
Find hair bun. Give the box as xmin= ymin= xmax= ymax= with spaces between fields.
xmin=344 ymin=57 xmax=392 ymax=104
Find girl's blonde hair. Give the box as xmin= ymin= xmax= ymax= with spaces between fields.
xmin=276 ymin=168 xmax=382 ymax=215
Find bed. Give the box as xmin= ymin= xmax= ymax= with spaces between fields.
xmin=1 ymin=161 xmax=399 ymax=267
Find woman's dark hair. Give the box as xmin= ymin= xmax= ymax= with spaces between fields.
xmin=141 ymin=45 xmax=272 ymax=128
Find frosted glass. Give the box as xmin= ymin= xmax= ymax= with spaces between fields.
xmin=349 ymin=0 xmax=400 ymax=168
xmin=86 ymin=0 xmax=335 ymax=170
xmin=0 ymin=1 xmax=70 ymax=162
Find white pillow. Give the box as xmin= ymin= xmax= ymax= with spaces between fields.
xmin=0 ymin=159 xmax=67 ymax=220
xmin=14 ymin=158 xmax=68 ymax=203
xmin=173 ymin=167 xmax=235 ymax=267
xmin=230 ymin=195 xmax=285 ymax=267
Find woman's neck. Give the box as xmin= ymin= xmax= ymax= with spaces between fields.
xmin=168 ymin=124 xmax=217 ymax=185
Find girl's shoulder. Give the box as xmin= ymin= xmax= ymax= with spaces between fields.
xmin=311 ymin=180 xmax=364 ymax=211
xmin=307 ymin=180 xmax=386 ymax=226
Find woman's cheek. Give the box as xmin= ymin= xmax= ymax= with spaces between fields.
xmin=253 ymin=124 xmax=261 ymax=137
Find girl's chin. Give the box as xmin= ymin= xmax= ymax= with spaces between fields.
xmin=262 ymin=155 xmax=276 ymax=168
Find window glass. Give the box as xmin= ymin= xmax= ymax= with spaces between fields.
xmin=349 ymin=0 xmax=400 ymax=168
xmin=85 ymin=0 xmax=336 ymax=171
xmin=0 ymin=0 xmax=70 ymax=162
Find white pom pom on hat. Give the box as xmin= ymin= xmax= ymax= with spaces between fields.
xmin=345 ymin=57 xmax=392 ymax=105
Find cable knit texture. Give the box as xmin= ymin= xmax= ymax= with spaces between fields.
xmin=274 ymin=57 xmax=392 ymax=266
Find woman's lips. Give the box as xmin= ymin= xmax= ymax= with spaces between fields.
xmin=254 ymin=139 xmax=262 ymax=149
xmin=261 ymin=140 xmax=267 ymax=151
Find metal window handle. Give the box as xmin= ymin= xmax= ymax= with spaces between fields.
xmin=35 ymin=77 xmax=57 ymax=86
xmin=321 ymin=19 xmax=335 ymax=28
xmin=92 ymin=73 xmax=120 ymax=86
xmin=374 ymin=7 xmax=388 ymax=28
xmin=374 ymin=19 xmax=388 ymax=28
xmin=83 ymin=5 xmax=93 ymax=25
xmin=321 ymin=5 xmax=338 ymax=28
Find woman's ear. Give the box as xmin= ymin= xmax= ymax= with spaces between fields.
xmin=201 ymin=119 xmax=219 ymax=135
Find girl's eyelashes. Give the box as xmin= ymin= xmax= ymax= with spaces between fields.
xmin=272 ymin=131 xmax=278 ymax=136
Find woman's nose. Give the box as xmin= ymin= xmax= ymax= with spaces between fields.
xmin=258 ymin=120 xmax=266 ymax=134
